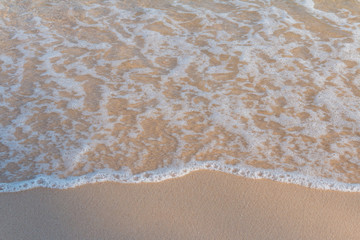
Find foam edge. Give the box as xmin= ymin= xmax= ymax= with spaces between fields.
xmin=1 ymin=161 xmax=360 ymax=193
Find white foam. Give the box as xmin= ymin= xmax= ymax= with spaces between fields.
xmin=1 ymin=0 xmax=360 ymax=192
xmin=2 ymin=164 xmax=360 ymax=193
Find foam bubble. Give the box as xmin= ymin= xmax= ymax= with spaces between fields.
xmin=1 ymin=0 xmax=360 ymax=192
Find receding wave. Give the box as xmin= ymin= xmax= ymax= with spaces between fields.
xmin=1 ymin=0 xmax=360 ymax=192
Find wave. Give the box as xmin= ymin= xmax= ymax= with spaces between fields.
xmin=2 ymin=164 xmax=360 ymax=192
xmin=1 ymin=0 xmax=360 ymax=192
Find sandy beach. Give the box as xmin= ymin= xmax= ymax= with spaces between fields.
xmin=1 ymin=0 xmax=360 ymax=239
xmin=1 ymin=170 xmax=360 ymax=240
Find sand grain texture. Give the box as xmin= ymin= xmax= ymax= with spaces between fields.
xmin=1 ymin=171 xmax=360 ymax=240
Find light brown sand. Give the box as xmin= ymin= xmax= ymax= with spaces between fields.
xmin=3 ymin=0 xmax=360 ymax=185
xmin=1 ymin=171 xmax=360 ymax=240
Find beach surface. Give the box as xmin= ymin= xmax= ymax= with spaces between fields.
xmin=1 ymin=1 xmax=360 ymax=239
xmin=1 ymin=170 xmax=360 ymax=240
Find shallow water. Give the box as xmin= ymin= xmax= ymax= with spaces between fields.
xmin=1 ymin=0 xmax=360 ymax=192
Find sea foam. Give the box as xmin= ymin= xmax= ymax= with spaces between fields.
xmin=0 ymin=0 xmax=360 ymax=192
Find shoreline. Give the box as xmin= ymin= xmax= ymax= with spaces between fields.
xmin=3 ymin=164 xmax=360 ymax=193
xmin=1 ymin=170 xmax=360 ymax=239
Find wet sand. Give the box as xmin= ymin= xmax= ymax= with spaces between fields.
xmin=2 ymin=0 xmax=360 ymax=188
xmin=1 ymin=170 xmax=360 ymax=240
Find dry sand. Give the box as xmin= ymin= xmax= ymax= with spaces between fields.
xmin=1 ymin=170 xmax=360 ymax=240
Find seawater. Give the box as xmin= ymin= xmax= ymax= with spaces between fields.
xmin=1 ymin=0 xmax=360 ymax=192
